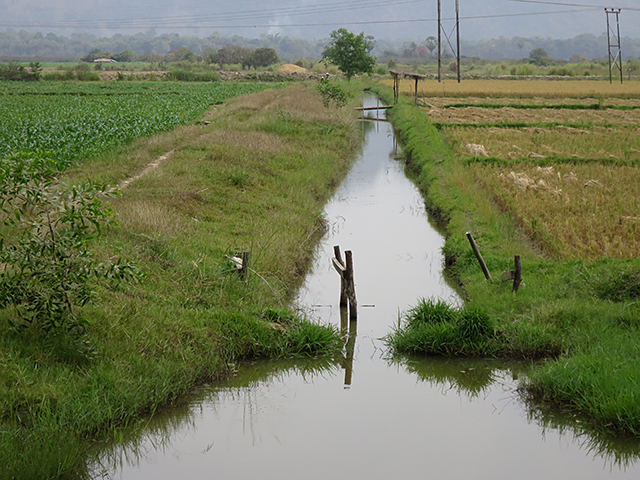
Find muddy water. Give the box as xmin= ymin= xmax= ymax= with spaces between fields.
xmin=92 ymin=98 xmax=640 ymax=479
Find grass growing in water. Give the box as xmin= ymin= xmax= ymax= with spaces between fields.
xmin=386 ymin=299 xmax=497 ymax=356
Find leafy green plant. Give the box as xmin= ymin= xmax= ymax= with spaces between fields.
xmin=316 ymin=79 xmax=349 ymax=107
xmin=0 ymin=151 xmax=141 ymax=334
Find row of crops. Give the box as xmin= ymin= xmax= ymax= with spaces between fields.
xmin=0 ymin=81 xmax=284 ymax=168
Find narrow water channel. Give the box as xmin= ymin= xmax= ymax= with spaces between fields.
xmin=92 ymin=97 xmax=640 ymax=479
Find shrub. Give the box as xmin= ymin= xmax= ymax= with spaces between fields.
xmin=316 ymin=79 xmax=350 ymax=107
xmin=0 ymin=151 xmax=141 ymax=335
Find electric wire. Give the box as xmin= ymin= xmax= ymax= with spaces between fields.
xmin=506 ymin=0 xmax=640 ymax=11
xmin=0 ymin=8 xmax=604 ymax=30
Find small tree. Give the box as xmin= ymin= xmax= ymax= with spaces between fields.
xmin=529 ymin=48 xmax=552 ymax=66
xmin=113 ymin=49 xmax=137 ymax=62
xmin=0 ymin=151 xmax=140 ymax=335
xmin=322 ymin=29 xmax=376 ymax=81
xmin=249 ymin=47 xmax=279 ymax=68
xmin=213 ymin=45 xmax=252 ymax=69
xmin=425 ymin=36 xmax=437 ymax=55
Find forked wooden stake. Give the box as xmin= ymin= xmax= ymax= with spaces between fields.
xmin=332 ymin=245 xmax=357 ymax=320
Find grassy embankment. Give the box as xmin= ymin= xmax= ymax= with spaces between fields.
xmin=0 ymin=82 xmax=361 ymax=479
xmin=375 ymin=79 xmax=640 ymax=436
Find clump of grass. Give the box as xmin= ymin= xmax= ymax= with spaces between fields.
xmin=525 ymin=335 xmax=640 ymax=436
xmin=385 ymin=298 xmax=497 ymax=356
xmin=597 ymin=267 xmax=640 ymax=302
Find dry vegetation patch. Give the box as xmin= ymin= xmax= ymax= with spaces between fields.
xmin=446 ymin=125 xmax=640 ymax=161
xmin=477 ymin=163 xmax=640 ymax=260
xmin=427 ymin=106 xmax=640 ymax=126
xmin=423 ymin=96 xmax=640 ymax=108
xmin=382 ymin=78 xmax=640 ymax=98
xmin=222 ymin=83 xmax=338 ymax=122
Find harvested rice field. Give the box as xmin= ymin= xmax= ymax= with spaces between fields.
xmin=382 ymin=78 xmax=640 ymax=98
xmin=412 ymin=79 xmax=640 ymax=260
xmin=475 ymin=163 xmax=640 ymax=260
xmin=447 ymin=125 xmax=640 ymax=161
xmin=427 ymin=106 xmax=640 ymax=126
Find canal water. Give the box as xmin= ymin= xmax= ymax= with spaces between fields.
xmin=91 ymin=98 xmax=640 ymax=479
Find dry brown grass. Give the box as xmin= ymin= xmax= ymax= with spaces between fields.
xmin=197 ymin=130 xmax=294 ymax=155
xmin=221 ymin=83 xmax=341 ymax=122
xmin=427 ymin=106 xmax=640 ymax=126
xmin=112 ymin=197 xmax=196 ymax=237
xmin=380 ymin=78 xmax=640 ymax=98
xmin=476 ymin=163 xmax=640 ymax=260
xmin=446 ymin=125 xmax=640 ymax=161
xmin=423 ymin=96 xmax=640 ymax=108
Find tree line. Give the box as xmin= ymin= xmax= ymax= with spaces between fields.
xmin=1 ymin=29 xmax=639 ymax=63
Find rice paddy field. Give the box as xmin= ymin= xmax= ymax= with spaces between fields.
xmin=388 ymin=79 xmax=640 ymax=261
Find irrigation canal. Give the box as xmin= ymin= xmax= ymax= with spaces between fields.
xmin=92 ymin=97 xmax=640 ymax=479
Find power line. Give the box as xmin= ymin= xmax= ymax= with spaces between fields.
xmin=0 ymin=8 xmax=603 ymax=30
xmin=507 ymin=0 xmax=640 ymax=12
xmin=0 ymin=0 xmax=426 ymax=28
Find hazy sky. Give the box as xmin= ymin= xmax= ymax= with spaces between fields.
xmin=0 ymin=0 xmax=638 ymax=40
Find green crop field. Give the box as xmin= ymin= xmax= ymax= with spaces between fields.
xmin=0 ymin=81 xmax=284 ymax=168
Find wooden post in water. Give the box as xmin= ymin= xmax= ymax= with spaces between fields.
xmin=332 ymin=245 xmax=357 ymax=320
xmin=345 ymin=250 xmax=357 ymax=320
xmin=333 ymin=245 xmax=348 ymax=308
xmin=466 ymin=232 xmax=492 ymax=282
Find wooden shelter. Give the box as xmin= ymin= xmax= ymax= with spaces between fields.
xmin=389 ymin=70 xmax=428 ymax=105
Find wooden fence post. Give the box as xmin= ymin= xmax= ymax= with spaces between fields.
xmin=466 ymin=232 xmax=492 ymax=282
xmin=513 ymin=255 xmax=522 ymax=293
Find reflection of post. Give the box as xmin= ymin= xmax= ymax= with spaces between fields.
xmin=340 ymin=305 xmax=348 ymax=337
xmin=344 ymin=319 xmax=357 ymax=386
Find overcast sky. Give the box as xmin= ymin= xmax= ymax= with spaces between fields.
xmin=0 ymin=0 xmax=638 ymax=40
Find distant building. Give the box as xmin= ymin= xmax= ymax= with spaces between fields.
xmin=93 ymin=58 xmax=117 ymax=63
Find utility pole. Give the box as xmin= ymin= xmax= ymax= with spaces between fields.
xmin=605 ymin=8 xmax=623 ymax=84
xmin=437 ymin=0 xmax=442 ymax=82
xmin=456 ymin=0 xmax=461 ymax=83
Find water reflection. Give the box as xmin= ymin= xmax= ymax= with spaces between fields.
xmin=525 ymin=397 xmax=640 ymax=471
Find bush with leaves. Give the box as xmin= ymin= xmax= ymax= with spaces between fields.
xmin=316 ymin=79 xmax=350 ymax=108
xmin=0 ymin=151 xmax=141 ymax=335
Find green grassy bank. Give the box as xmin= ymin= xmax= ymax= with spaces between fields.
xmin=373 ymin=85 xmax=640 ymax=437
xmin=0 ymin=83 xmax=360 ymax=478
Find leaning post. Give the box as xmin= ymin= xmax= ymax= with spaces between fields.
xmin=466 ymin=232 xmax=492 ymax=282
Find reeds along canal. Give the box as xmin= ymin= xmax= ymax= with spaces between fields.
xmin=91 ymin=97 xmax=640 ymax=479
